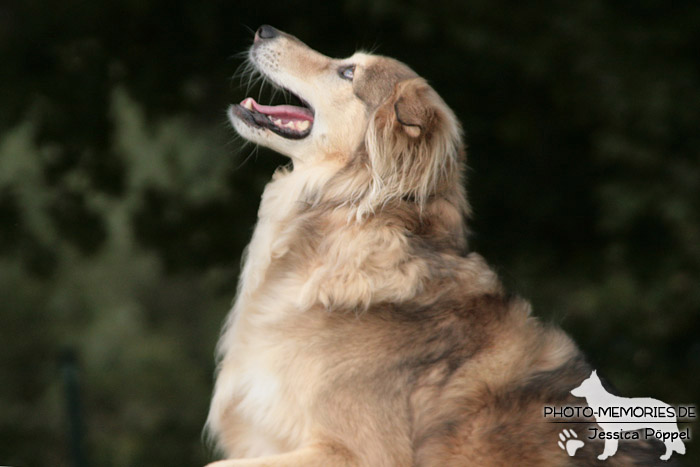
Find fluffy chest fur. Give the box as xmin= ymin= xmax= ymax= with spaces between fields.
xmin=206 ymin=163 xmax=426 ymax=452
xmin=207 ymin=168 xmax=326 ymax=455
xmin=206 ymin=162 xmax=468 ymax=463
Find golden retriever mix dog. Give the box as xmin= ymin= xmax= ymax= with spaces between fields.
xmin=206 ymin=26 xmax=670 ymax=466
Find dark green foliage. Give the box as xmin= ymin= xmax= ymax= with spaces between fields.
xmin=0 ymin=1 xmax=698 ymax=465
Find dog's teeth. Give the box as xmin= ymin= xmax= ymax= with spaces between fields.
xmin=284 ymin=121 xmax=296 ymax=129
xmin=273 ymin=118 xmax=283 ymax=126
xmin=243 ymin=99 xmax=254 ymax=110
xmin=297 ymin=121 xmax=310 ymax=131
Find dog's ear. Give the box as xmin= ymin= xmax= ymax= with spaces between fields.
xmin=392 ymin=79 xmax=435 ymax=138
xmin=372 ymin=78 xmax=439 ymax=139
xmin=364 ymin=78 xmax=463 ymax=210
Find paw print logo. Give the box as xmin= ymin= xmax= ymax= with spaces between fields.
xmin=557 ymin=428 xmax=584 ymax=456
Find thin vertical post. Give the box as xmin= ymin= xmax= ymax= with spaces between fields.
xmin=60 ymin=349 xmax=87 ymax=467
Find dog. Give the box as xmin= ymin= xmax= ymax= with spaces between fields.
xmin=571 ymin=370 xmax=686 ymax=461
xmin=205 ymin=25 xmax=674 ymax=466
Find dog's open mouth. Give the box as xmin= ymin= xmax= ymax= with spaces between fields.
xmin=232 ymin=93 xmax=314 ymax=139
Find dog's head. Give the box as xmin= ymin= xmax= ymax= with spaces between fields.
xmin=570 ymin=370 xmax=602 ymax=398
xmin=230 ymin=26 xmax=463 ymax=208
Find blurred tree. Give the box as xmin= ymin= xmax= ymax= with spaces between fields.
xmin=0 ymin=0 xmax=698 ymax=465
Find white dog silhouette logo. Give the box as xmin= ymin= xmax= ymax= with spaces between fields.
xmin=570 ymin=370 xmax=686 ymax=461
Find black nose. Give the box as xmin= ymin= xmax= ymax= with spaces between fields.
xmin=256 ymin=25 xmax=279 ymax=40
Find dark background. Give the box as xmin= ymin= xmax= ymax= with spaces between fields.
xmin=1 ymin=1 xmax=699 ymax=465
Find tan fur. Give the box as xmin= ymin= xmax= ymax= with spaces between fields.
xmin=207 ymin=27 xmax=669 ymax=466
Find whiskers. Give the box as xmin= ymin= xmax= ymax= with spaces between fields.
xmin=231 ymin=52 xmax=291 ymax=105
xmin=225 ymin=50 xmax=293 ymax=170
xmin=235 ymin=144 xmax=261 ymax=170
xmin=231 ymin=52 xmax=262 ymax=98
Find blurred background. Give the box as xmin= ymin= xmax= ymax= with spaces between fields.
xmin=1 ymin=1 xmax=699 ymax=465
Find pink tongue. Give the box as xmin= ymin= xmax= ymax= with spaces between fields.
xmin=242 ymin=98 xmax=313 ymax=122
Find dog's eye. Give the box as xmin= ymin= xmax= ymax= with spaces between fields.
xmin=338 ymin=65 xmax=355 ymax=81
